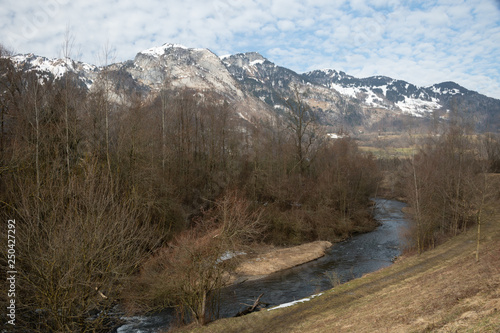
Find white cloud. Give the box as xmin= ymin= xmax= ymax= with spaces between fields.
xmin=1 ymin=0 xmax=499 ymax=98
xmin=277 ymin=20 xmax=296 ymax=31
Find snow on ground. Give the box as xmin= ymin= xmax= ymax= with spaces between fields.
xmin=379 ymin=84 xmax=388 ymax=96
xmin=268 ymin=292 xmax=324 ymax=311
xmin=216 ymin=250 xmax=246 ymax=264
xmin=364 ymin=92 xmax=384 ymax=108
xmin=327 ymin=133 xmax=345 ymax=139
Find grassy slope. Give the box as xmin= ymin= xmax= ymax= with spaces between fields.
xmin=175 ymin=202 xmax=500 ymax=333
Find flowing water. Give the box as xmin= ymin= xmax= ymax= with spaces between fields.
xmin=117 ymin=198 xmax=408 ymax=332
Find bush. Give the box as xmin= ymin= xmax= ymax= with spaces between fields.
xmin=123 ymin=191 xmax=263 ymax=325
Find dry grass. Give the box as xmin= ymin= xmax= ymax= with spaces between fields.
xmin=356 ymin=132 xmax=418 ymax=158
xmin=173 ymin=200 xmax=500 ymax=333
xmin=359 ymin=145 xmax=416 ymax=158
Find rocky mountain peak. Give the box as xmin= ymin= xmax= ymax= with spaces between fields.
xmin=136 ymin=43 xmax=218 ymax=61
xmin=222 ymin=52 xmax=269 ymax=67
xmin=139 ymin=43 xmax=190 ymax=57
xmin=127 ymin=43 xmax=243 ymax=99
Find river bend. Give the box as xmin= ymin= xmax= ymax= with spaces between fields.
xmin=117 ymin=198 xmax=408 ymax=332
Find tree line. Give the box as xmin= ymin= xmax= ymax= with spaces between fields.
xmin=388 ymin=117 xmax=500 ymax=254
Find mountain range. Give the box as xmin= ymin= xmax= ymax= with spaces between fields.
xmin=6 ymin=43 xmax=500 ymax=132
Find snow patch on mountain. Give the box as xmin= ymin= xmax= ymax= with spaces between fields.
xmin=327 ymin=83 xmax=359 ymax=98
xmin=429 ymin=85 xmax=461 ymax=95
xmin=249 ymin=59 xmax=266 ymax=66
xmin=396 ymin=97 xmax=441 ymax=117
xmin=8 ymin=53 xmax=98 ymax=89
xmin=328 ymin=82 xmax=389 ymax=109
xmin=140 ymin=43 xmax=189 ymax=57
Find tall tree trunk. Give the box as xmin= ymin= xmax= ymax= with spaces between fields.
xmin=411 ymin=154 xmax=422 ymax=253
xmin=33 ymin=82 xmax=41 ymax=225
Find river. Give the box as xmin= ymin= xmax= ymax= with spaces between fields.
xmin=117 ymin=198 xmax=409 ymax=332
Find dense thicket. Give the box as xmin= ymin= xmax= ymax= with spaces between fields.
xmin=398 ymin=126 xmax=499 ymax=253
xmin=0 ymin=54 xmax=379 ymax=330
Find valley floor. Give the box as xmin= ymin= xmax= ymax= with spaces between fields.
xmin=174 ymin=200 xmax=500 ymax=333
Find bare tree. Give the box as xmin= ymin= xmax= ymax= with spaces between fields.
xmin=283 ymin=86 xmax=318 ymax=175
xmin=125 ymin=191 xmax=262 ymax=325
xmin=0 ymin=44 xmax=13 ymax=160
xmin=160 ymin=77 xmax=169 ymax=174
xmin=95 ymin=42 xmax=115 ymax=185
xmin=402 ymin=125 xmax=483 ymax=252
xmin=60 ymin=27 xmax=74 ymax=179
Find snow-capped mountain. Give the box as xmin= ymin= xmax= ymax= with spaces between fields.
xmin=221 ymin=51 xmax=499 ymax=129
xmin=222 ymin=52 xmax=356 ymax=126
xmin=304 ymin=69 xmax=440 ymax=116
xmin=303 ymin=69 xmax=500 ymax=129
xmin=305 ymin=70 xmax=470 ymax=116
xmin=4 ymin=44 xmax=500 ymax=132
xmin=124 ymin=43 xmax=273 ymax=119
xmin=9 ymin=53 xmax=99 ymax=89
xmin=6 ymin=44 xmax=274 ymax=121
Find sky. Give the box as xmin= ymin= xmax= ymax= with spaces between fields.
xmin=1 ymin=0 xmax=500 ymax=98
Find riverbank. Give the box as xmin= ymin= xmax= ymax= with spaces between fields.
xmin=227 ymin=201 xmax=380 ymax=284
xmin=174 ymin=200 xmax=500 ymax=332
xmin=229 ymin=240 xmax=332 ymax=284
xmin=118 ymin=198 xmax=408 ymax=332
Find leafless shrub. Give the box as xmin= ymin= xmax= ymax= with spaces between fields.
xmin=124 ymin=191 xmax=263 ymax=326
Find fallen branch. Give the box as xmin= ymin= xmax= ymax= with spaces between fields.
xmin=235 ymin=293 xmax=269 ymax=317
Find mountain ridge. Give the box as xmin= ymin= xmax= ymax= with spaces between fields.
xmin=4 ymin=43 xmax=500 ymax=132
